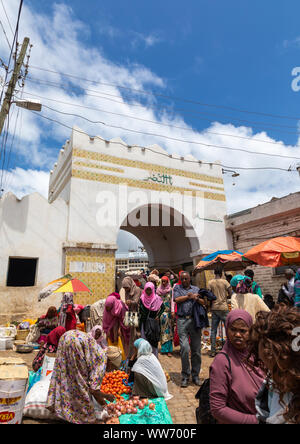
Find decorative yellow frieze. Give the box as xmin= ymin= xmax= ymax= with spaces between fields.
xmin=72 ymin=148 xmax=224 ymax=185
xmin=72 ymin=169 xmax=226 ymax=201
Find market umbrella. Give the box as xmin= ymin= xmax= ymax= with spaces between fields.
xmin=244 ymin=236 xmax=300 ymax=267
xmin=194 ymin=250 xmax=254 ymax=273
xmin=52 ymin=277 xmax=93 ymax=294
xmin=38 ymin=274 xmax=73 ymax=301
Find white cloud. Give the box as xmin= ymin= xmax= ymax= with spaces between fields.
xmin=2 ymin=167 xmax=49 ymax=199
xmin=0 ymin=1 xmax=299 ymax=214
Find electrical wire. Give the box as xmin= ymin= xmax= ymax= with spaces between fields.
xmin=29 ymin=110 xmax=295 ymax=172
xmin=36 ymin=104 xmax=300 ymax=162
xmin=0 ymin=18 xmax=12 ymax=51
xmin=24 ymin=76 xmax=300 ymax=133
xmin=0 ymin=0 xmax=14 ymax=37
xmin=28 ymin=65 xmax=300 ymax=121
xmin=17 ymin=88 xmax=300 ymax=148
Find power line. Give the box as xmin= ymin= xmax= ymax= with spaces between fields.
xmin=0 ymin=0 xmax=14 ymax=37
xmin=25 ymin=76 xmax=300 ymax=133
xmin=0 ymin=18 xmax=12 ymax=51
xmin=17 ymin=89 xmax=300 ymax=149
xmin=28 ymin=65 xmax=300 ymax=122
xmin=35 ymin=104 xmax=300 ymax=162
xmin=30 ymin=111 xmax=295 ymax=172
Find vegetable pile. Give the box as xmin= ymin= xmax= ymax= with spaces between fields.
xmin=101 ymin=370 xmax=131 ymax=399
xmin=105 ymin=396 xmax=155 ymax=423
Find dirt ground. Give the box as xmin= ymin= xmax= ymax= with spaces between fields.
xmin=0 ymin=345 xmax=212 ymax=424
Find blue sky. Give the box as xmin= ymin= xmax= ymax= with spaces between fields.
xmin=1 ymin=1 xmax=300 ymax=251
xmin=26 ymin=0 xmax=300 ymax=146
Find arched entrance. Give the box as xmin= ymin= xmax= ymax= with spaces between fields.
xmin=119 ymin=203 xmax=200 ymax=271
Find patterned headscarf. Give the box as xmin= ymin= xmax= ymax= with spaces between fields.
xmin=236 ymin=278 xmax=253 ymax=294
xmin=88 ymin=325 xmax=107 ymax=349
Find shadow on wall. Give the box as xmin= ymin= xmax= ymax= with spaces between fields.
xmin=1 ymin=192 xmax=29 ymax=233
xmin=0 ymin=286 xmax=62 ymax=324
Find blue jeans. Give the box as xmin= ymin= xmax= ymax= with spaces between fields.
xmin=210 ymin=310 xmax=229 ymax=353
xmin=177 ymin=317 xmax=202 ymax=379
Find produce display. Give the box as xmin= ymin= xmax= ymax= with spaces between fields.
xmin=105 ymin=396 xmax=153 ymax=423
xmin=100 ymin=370 xmax=131 ymax=399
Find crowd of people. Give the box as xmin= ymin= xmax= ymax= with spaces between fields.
xmin=27 ymin=265 xmax=300 ymax=424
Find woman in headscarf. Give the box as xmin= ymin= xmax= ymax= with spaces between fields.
xmin=27 ymin=306 xmax=59 ymax=345
xmin=230 ymin=274 xmax=246 ymax=293
xmin=102 ymin=292 xmax=130 ymax=357
xmin=46 ymin=330 xmax=114 ymax=424
xmin=58 ymin=292 xmax=77 ymax=331
xmin=139 ymin=282 xmax=165 ymax=358
xmin=157 ymin=276 xmax=174 ymax=357
xmin=122 ymin=276 xmax=142 ymax=358
xmin=231 ymin=278 xmax=270 ymax=320
xmin=209 ymin=309 xmax=265 ymax=424
xmin=147 ymin=272 xmax=160 ymax=289
xmin=32 ymin=326 xmax=66 ymax=372
xmin=88 ymin=325 xmax=107 ymax=350
xmin=131 ymin=338 xmax=172 ymax=400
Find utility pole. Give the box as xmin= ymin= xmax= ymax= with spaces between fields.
xmin=0 ymin=37 xmax=29 ymax=136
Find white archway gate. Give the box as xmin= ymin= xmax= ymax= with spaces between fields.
xmin=49 ymin=127 xmax=228 ymax=304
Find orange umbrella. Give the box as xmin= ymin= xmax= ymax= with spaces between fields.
xmin=244 ymin=236 xmax=300 ymax=267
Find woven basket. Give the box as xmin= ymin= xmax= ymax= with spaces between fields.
xmin=15 ymin=329 xmax=29 ymax=341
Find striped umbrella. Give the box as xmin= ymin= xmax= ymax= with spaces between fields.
xmin=53 ymin=277 xmax=92 ymax=294
xmin=194 ymin=250 xmax=253 ymax=272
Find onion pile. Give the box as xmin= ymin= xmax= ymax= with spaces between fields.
xmin=105 ymin=396 xmax=155 ymax=422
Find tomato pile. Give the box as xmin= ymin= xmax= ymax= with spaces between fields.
xmin=101 ymin=370 xmax=131 ymax=398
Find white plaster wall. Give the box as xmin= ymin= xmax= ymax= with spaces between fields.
xmin=0 ymin=192 xmax=68 ymax=321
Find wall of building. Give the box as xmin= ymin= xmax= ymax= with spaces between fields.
xmin=225 ymin=192 xmax=300 ymax=298
xmin=0 ymin=192 xmax=68 ymax=322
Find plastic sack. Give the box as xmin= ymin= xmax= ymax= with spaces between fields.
xmin=27 ymin=369 xmax=42 ymax=394
xmin=23 ymin=378 xmax=55 ymax=420
xmin=107 ymin=336 xmax=126 ymax=361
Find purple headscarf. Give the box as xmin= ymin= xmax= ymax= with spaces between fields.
xmin=140 ymin=282 xmax=163 ymax=312
xmin=209 ymin=309 xmax=265 ymax=424
xmin=102 ymin=293 xmax=130 ymax=344
xmin=88 ymin=325 xmax=107 ymax=349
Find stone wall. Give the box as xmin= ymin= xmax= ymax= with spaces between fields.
xmin=226 ymin=194 xmax=300 ymax=299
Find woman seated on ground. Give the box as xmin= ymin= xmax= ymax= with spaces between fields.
xmin=139 ymin=282 xmax=165 ymax=358
xmin=46 ymin=330 xmax=115 ymax=424
xmin=130 ymin=338 xmax=172 ymax=400
xmin=209 ymin=309 xmax=265 ymax=424
xmin=231 ymin=278 xmax=270 ymax=320
xmin=36 ymin=306 xmax=59 ymax=343
xmin=32 ymin=326 xmax=66 ymax=372
xmin=248 ymin=306 xmax=300 ymax=424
